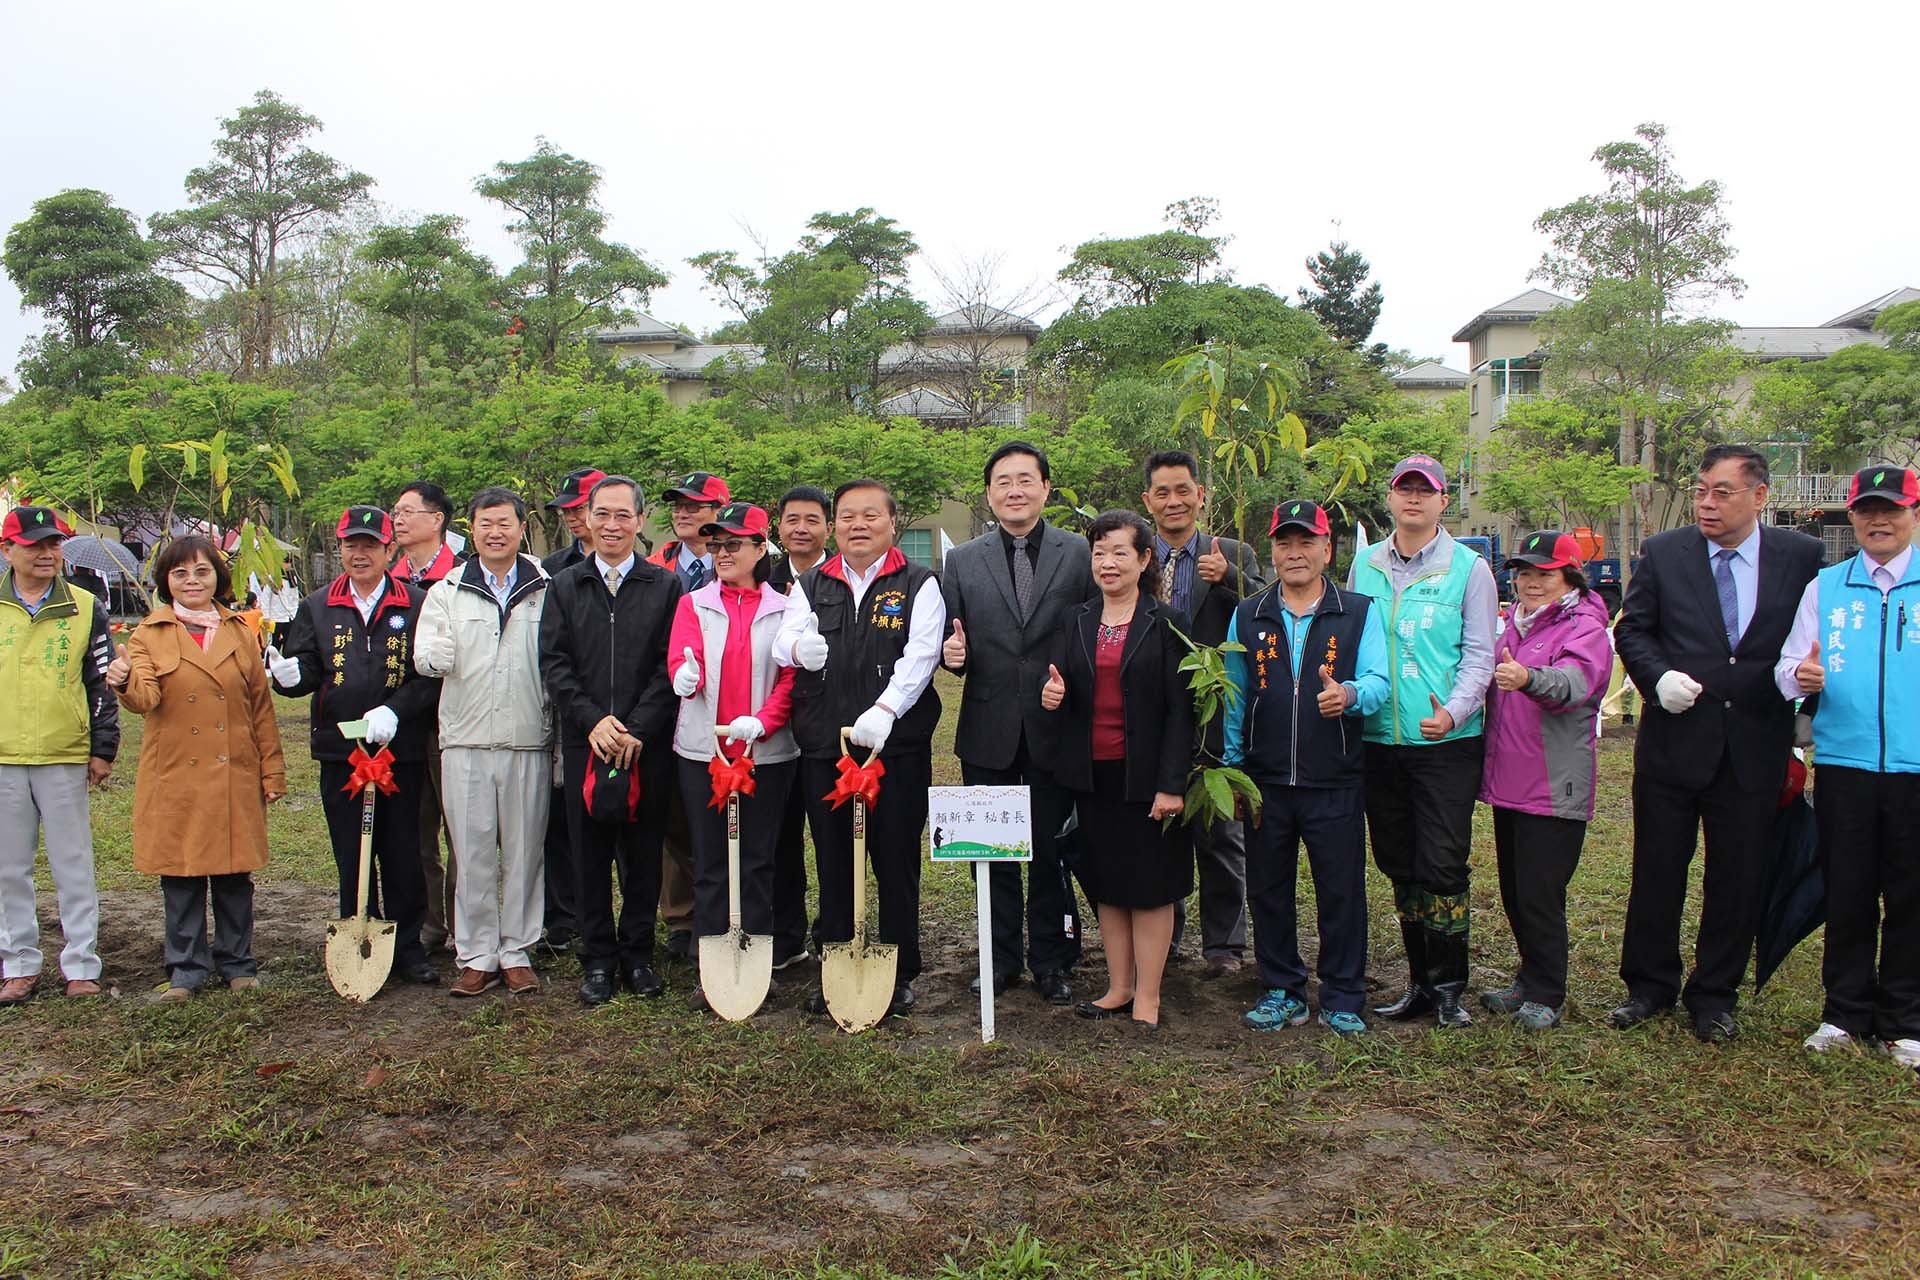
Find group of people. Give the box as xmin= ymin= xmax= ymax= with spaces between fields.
xmin=0 ymin=441 xmax=1913 ymax=1068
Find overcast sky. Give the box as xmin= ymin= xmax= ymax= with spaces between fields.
xmin=4 ymin=1 xmax=1916 ymax=389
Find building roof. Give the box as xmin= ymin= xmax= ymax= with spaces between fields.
xmin=609 ymin=341 xmax=761 ymax=379
xmin=1731 ymin=327 xmax=1886 ymax=362
xmin=1451 ymin=289 xmax=1575 ymax=343
xmin=592 ymin=313 xmax=694 ymax=347
xmin=1392 ymin=360 xmax=1470 ymax=389
xmin=879 ymin=387 xmax=973 ymax=420
xmin=1822 ymin=287 xmax=1920 ymax=330
xmin=927 ymin=305 xmax=1042 ymax=338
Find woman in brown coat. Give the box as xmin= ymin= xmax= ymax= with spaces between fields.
xmin=106 ymin=536 xmax=286 ymax=1002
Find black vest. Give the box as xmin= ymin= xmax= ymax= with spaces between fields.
xmin=1233 ymin=579 xmax=1375 ymax=789
xmin=791 ymin=553 xmax=941 ymax=758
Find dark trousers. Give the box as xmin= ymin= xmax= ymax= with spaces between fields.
xmin=1246 ymin=784 xmax=1368 ymax=1013
xmin=1173 ymin=816 xmax=1249 ymax=960
xmin=772 ymin=764 xmax=813 ymax=962
xmin=319 ymin=758 xmax=428 ymax=967
xmin=1815 ymin=765 xmax=1920 ymax=1041
xmin=964 ymin=739 xmax=1081 ymax=980
xmin=1363 ymin=737 xmax=1485 ymax=897
xmin=159 ymin=873 xmax=255 ymax=989
xmin=679 ymin=756 xmax=795 ymax=940
xmin=805 ymin=748 xmax=929 ymax=983
xmin=658 ymin=787 xmax=695 ymax=935
xmin=1620 ymin=747 xmax=1779 ymax=1017
xmin=562 ymin=745 xmax=669 ymax=973
xmin=1492 ymin=806 xmax=1586 ymax=1008
xmin=418 ymin=736 xmax=454 ymax=947
xmin=542 ymin=783 xmax=578 ymax=937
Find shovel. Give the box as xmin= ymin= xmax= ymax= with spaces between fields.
xmin=325 ymin=721 xmax=397 ymax=1002
xmin=821 ymin=728 xmax=898 ymax=1033
xmin=699 ymin=729 xmax=773 ymax=1020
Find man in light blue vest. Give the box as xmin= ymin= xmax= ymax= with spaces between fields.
xmin=1348 ymin=456 xmax=1497 ymax=1027
xmin=1775 ymin=464 xmax=1920 ymax=1073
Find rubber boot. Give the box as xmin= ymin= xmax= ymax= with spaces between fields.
xmin=1428 ymin=916 xmax=1472 ymax=1029
xmin=1373 ymin=911 xmax=1434 ymax=1021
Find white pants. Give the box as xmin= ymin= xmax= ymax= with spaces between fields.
xmin=442 ymin=748 xmax=549 ymax=971
xmin=0 ymin=764 xmax=101 ymax=980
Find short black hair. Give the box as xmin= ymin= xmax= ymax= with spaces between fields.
xmin=468 ymin=486 xmax=527 ymax=522
xmin=1087 ymin=509 xmax=1161 ymax=600
xmin=983 ymin=440 xmax=1050 ymax=487
xmin=778 ymin=485 xmax=833 ymax=521
xmin=833 ymin=478 xmax=898 ymax=518
xmin=1699 ymin=444 xmax=1769 ymax=488
xmin=153 ymin=535 xmax=232 ymax=606
xmin=587 ymin=475 xmax=643 ymax=513
xmin=1144 ymin=449 xmax=1200 ymax=489
xmin=395 ymin=481 xmax=453 ymax=524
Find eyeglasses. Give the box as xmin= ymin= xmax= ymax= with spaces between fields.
xmin=390 ymin=506 xmax=436 ymax=518
xmin=712 ymin=539 xmax=758 ymax=556
xmin=1691 ymin=485 xmax=1755 ymax=502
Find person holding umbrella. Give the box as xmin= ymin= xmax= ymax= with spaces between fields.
xmin=1039 ymin=510 xmax=1194 ymax=1032
xmin=1775 ymin=465 xmax=1920 ymax=1069
xmin=106 ymin=536 xmax=287 ymax=1002
xmin=1477 ymin=532 xmax=1613 ymax=1029
xmin=666 ymin=503 xmax=800 ymax=1011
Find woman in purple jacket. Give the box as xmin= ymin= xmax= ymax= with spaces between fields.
xmin=1479 ymin=531 xmax=1614 ymax=1028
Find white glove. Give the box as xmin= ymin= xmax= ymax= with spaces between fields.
xmin=265 ymin=645 xmax=302 ymax=690
xmin=672 ymin=646 xmax=701 ymax=697
xmin=724 ymin=715 xmax=765 ymax=744
xmin=423 ymin=635 xmax=457 ymax=674
xmin=849 ymin=704 xmax=896 ymax=753
xmin=792 ymin=613 xmax=829 ymax=673
xmin=1655 ymin=670 xmax=1703 ymax=715
xmin=364 ymin=705 xmax=399 ymax=745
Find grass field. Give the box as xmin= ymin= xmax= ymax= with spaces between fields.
xmin=3 ymin=675 xmax=1916 ymax=1278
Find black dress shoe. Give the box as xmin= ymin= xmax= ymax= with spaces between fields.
xmin=666 ymin=930 xmax=693 ymax=962
xmin=1609 ymin=995 xmax=1670 ymax=1030
xmin=1075 ymin=999 xmax=1133 ymax=1020
xmin=1694 ymin=1010 xmax=1737 ymax=1043
xmin=1035 ymin=971 xmax=1074 ymax=1005
xmin=1132 ymin=1018 xmax=1161 ymax=1034
xmin=398 ymin=962 xmax=440 ymax=985
xmin=804 ymin=987 xmax=828 ymax=1016
xmin=543 ymin=928 xmax=575 ymax=954
xmin=625 ymin=965 xmax=664 ymax=998
xmin=887 ymin=983 xmax=916 ymax=1018
xmin=970 ymin=973 xmax=1014 ymax=997
xmin=579 ymin=970 xmax=616 ymax=1006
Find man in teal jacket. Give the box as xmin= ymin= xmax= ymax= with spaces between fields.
xmin=1347 ymin=456 xmax=1498 ymax=1026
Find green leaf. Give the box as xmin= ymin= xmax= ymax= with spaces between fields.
xmin=127 ymin=443 xmax=147 ymax=492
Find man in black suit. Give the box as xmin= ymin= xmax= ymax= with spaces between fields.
xmin=941 ymin=441 xmax=1095 ymax=1004
xmin=1612 ymin=443 xmax=1823 ymax=1042
xmin=1141 ymin=449 xmax=1264 ymax=977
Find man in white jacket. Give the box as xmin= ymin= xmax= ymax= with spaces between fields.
xmin=415 ymin=487 xmax=553 ymax=996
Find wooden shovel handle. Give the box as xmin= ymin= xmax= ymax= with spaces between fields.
xmin=837 ymin=726 xmax=879 ymax=767
xmin=711 ymin=725 xmax=753 ymax=764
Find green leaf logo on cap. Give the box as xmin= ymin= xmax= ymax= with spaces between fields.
xmin=35 ymin=511 xmax=46 ymax=524
xmin=1529 ymin=535 xmax=1540 ymax=549
xmin=363 ymin=512 xmax=375 ymax=525
xmin=1875 ymin=470 xmax=1887 ymax=486
xmin=1291 ymin=504 xmax=1302 ymax=516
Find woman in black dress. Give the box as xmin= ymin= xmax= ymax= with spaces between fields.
xmin=1040 ymin=510 xmax=1195 ymax=1030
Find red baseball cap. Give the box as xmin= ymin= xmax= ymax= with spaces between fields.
xmin=1846 ymin=465 xmax=1919 ymax=509
xmin=1268 ymin=499 xmax=1331 ymax=537
xmin=1503 ymin=529 xmax=1584 ymax=572
xmin=1389 ymin=455 xmax=1448 ymax=492
xmin=699 ymin=502 xmax=770 ymax=540
xmin=663 ymin=472 xmax=730 ymax=505
xmin=2 ymin=506 xmax=74 ymax=545
xmin=336 ymin=506 xmax=394 ymax=545
xmin=547 ymin=467 xmax=608 ymax=510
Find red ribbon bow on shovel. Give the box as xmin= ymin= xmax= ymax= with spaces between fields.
xmin=340 ymin=745 xmax=400 ymax=796
xmin=824 ymin=752 xmax=885 ymax=810
xmin=707 ymin=752 xmax=757 ymax=811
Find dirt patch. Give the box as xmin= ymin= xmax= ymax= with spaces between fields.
xmin=1708 ymin=1170 xmax=1880 ymax=1236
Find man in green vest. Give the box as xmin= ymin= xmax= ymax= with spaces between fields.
xmin=0 ymin=506 xmax=120 ymax=1005
xmin=1347 ymin=456 xmax=1497 ymax=1026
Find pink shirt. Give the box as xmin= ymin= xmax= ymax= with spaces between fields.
xmin=668 ymin=584 xmax=796 ymax=760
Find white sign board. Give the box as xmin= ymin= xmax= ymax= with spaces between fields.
xmin=928 ymin=786 xmax=1032 ymax=862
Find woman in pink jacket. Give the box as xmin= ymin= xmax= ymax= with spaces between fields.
xmin=1479 ymin=531 xmax=1614 ymax=1029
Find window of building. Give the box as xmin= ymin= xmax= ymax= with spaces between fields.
xmin=900 ymin=528 xmax=934 ymax=567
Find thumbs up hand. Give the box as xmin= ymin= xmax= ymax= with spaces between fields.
xmin=1196 ymin=535 xmax=1230 ymax=585
xmin=1794 ymin=638 xmax=1826 ymax=694
xmin=793 ymin=612 xmax=829 ymax=672
xmin=105 ymin=649 xmax=131 ymax=690
xmin=1040 ymin=662 xmax=1066 ymax=710
xmin=1316 ymin=662 xmax=1350 ymax=718
xmin=1493 ymin=644 xmax=1531 ymax=693
xmin=1419 ymin=691 xmax=1456 ymax=741
xmin=265 ymin=645 xmax=303 ymax=689
xmin=672 ymin=645 xmax=701 ymax=697
xmin=942 ymin=618 xmax=968 ymax=670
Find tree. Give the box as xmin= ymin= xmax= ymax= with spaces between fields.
xmin=1477 ymin=397 xmax=1648 ymax=532
xmin=1057 ymin=230 xmax=1225 ymax=310
xmin=3 ymin=189 xmax=187 ymax=394
xmin=1742 ymin=302 xmax=1920 ymax=472
xmin=150 ymin=90 xmax=374 ymax=377
xmin=357 ymin=216 xmax=497 ymax=393
xmin=1532 ymin=122 xmax=1744 ymax=554
xmin=906 ymin=253 xmax=1050 ymax=427
xmin=476 ymin=140 xmax=668 ymax=373
xmin=1297 ymin=238 xmax=1385 ymax=363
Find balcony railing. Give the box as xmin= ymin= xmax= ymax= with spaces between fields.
xmin=1491 ymin=390 xmax=1536 ymax=424
xmin=1770 ymin=472 xmax=1852 ymax=508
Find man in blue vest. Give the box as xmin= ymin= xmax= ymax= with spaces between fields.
xmin=1776 ymin=464 xmax=1920 ymax=1071
xmin=1348 ymin=455 xmax=1498 ymax=1027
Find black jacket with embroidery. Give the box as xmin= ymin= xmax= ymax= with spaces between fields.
xmin=279 ymin=574 xmax=441 ymax=762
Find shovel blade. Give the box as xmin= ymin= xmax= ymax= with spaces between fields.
xmin=698 ymin=929 xmax=773 ymax=1021
xmin=820 ymin=938 xmax=898 ymax=1033
xmin=325 ymin=916 xmax=397 ymax=1003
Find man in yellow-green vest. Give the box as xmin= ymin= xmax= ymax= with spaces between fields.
xmin=0 ymin=507 xmax=120 ymax=1005
xmin=1347 ymin=457 xmax=1498 ymax=1027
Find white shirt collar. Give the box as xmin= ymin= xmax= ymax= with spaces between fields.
xmin=1716 ymin=521 xmax=1762 ymax=565
xmin=594 ymin=552 xmax=636 ymax=581
xmin=1864 ymin=543 xmax=1913 ymax=586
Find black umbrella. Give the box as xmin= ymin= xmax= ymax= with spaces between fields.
xmin=1754 ymin=757 xmax=1824 ymax=992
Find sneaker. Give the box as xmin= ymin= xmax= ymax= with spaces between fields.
xmin=1318 ymin=1009 xmax=1367 ymax=1036
xmin=1512 ymin=1001 xmax=1563 ymax=1030
xmin=1803 ymin=1022 xmax=1855 ymax=1053
xmin=1243 ymin=989 xmax=1309 ymax=1031
xmin=1883 ymin=1038 xmax=1920 ymax=1070
xmin=772 ymin=949 xmax=811 ymax=972
xmin=1481 ymin=984 xmax=1524 ymax=1015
